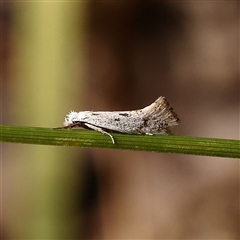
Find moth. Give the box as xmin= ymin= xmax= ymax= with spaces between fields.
xmin=55 ymin=96 xmax=180 ymax=144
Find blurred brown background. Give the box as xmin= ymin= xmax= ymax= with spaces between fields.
xmin=1 ymin=1 xmax=239 ymax=239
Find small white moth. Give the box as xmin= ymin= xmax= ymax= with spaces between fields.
xmin=55 ymin=96 xmax=180 ymax=144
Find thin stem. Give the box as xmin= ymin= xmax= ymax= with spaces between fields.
xmin=0 ymin=125 xmax=239 ymax=158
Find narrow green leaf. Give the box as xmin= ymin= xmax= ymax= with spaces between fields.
xmin=0 ymin=125 xmax=239 ymax=158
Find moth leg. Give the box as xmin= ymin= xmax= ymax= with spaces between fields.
xmin=53 ymin=122 xmax=83 ymax=130
xmin=84 ymin=123 xmax=115 ymax=144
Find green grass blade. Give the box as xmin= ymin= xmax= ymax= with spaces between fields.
xmin=0 ymin=125 xmax=239 ymax=158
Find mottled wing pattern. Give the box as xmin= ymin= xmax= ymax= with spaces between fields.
xmin=55 ymin=96 xmax=180 ymax=143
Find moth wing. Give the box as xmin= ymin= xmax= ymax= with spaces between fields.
xmin=141 ymin=96 xmax=180 ymax=127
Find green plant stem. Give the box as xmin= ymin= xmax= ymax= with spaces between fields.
xmin=1 ymin=125 xmax=239 ymax=158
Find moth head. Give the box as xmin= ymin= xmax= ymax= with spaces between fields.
xmin=63 ymin=111 xmax=80 ymax=126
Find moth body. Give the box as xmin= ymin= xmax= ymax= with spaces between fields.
xmin=57 ymin=96 xmax=180 ymax=144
